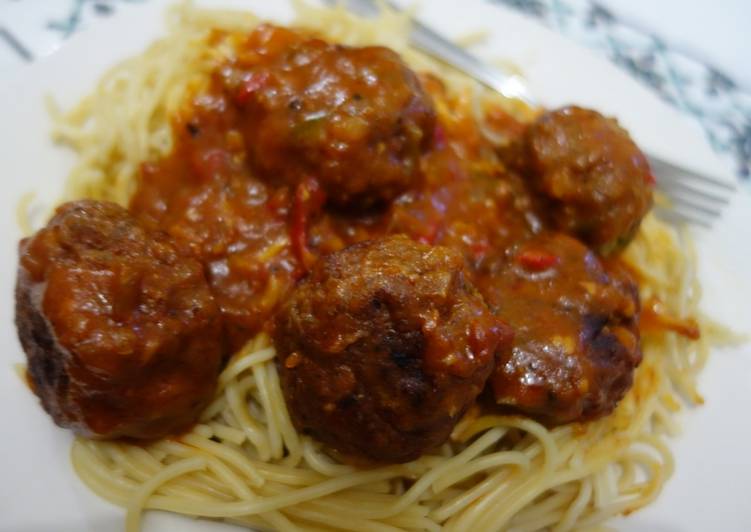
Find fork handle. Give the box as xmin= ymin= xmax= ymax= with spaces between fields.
xmin=406 ymin=14 xmax=536 ymax=105
xmin=326 ymin=0 xmax=736 ymax=194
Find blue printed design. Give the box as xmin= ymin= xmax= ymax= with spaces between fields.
xmin=491 ymin=0 xmax=751 ymax=179
xmin=0 ymin=26 xmax=33 ymax=61
xmin=48 ymin=0 xmax=144 ymax=37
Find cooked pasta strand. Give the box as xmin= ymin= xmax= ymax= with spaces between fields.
xmin=48 ymin=2 xmax=724 ymax=531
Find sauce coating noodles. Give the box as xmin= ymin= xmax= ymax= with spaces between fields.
xmin=45 ymin=2 xmax=711 ymax=531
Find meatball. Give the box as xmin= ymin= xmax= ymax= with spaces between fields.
xmin=480 ymin=233 xmax=641 ymax=424
xmin=15 ymin=200 xmax=224 ymax=439
xmin=228 ymin=25 xmax=435 ymax=208
xmin=524 ymin=106 xmax=653 ymax=253
xmin=274 ymin=235 xmax=511 ymax=463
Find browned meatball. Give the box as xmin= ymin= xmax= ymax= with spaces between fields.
xmin=525 ymin=106 xmax=653 ymax=254
xmin=227 ymin=25 xmax=435 ymax=208
xmin=479 ymin=233 xmax=641 ymax=424
xmin=15 ymin=200 xmax=224 ymax=439
xmin=274 ymin=235 xmax=511 ymax=463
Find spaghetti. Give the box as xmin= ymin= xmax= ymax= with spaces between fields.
xmin=41 ymin=2 xmax=712 ymax=531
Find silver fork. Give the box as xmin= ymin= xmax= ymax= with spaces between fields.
xmin=321 ymin=0 xmax=736 ymax=227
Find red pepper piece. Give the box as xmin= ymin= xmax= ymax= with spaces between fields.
xmin=641 ymin=297 xmax=700 ymax=339
xmin=517 ymin=248 xmax=559 ymax=271
xmin=291 ymin=177 xmax=326 ymax=275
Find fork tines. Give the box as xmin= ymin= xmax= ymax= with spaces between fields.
xmin=649 ymin=157 xmax=736 ymax=228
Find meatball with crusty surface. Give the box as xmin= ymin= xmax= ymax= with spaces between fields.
xmin=274 ymin=235 xmax=511 ymax=463
xmin=227 ymin=25 xmax=435 ymax=208
xmin=524 ymin=106 xmax=653 ymax=254
xmin=15 ymin=200 xmax=224 ymax=439
xmin=479 ymin=232 xmax=641 ymax=424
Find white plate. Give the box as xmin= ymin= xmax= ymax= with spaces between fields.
xmin=1 ymin=1 xmax=749 ymax=531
